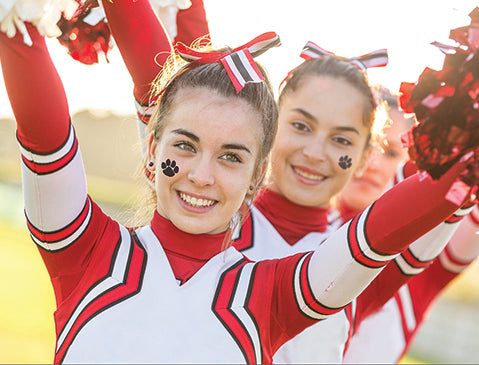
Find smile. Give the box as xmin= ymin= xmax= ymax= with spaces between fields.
xmin=179 ymin=192 xmax=217 ymax=208
xmin=292 ymin=166 xmax=326 ymax=181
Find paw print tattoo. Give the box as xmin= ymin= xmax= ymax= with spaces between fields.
xmin=338 ymin=155 xmax=352 ymax=170
xmin=161 ymin=159 xmax=179 ymax=177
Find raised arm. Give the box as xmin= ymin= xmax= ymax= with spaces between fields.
xmin=101 ymin=0 xmax=173 ymax=150
xmin=268 ymin=157 xmax=475 ymax=349
xmin=101 ymin=0 xmax=173 ymax=105
xmin=0 ymin=24 xmax=111 ymax=305
xmin=351 ymin=161 xmax=473 ymax=322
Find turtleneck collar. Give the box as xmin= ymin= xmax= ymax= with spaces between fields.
xmin=254 ymin=188 xmax=329 ymax=245
xmin=149 ymin=211 xmax=227 ymax=283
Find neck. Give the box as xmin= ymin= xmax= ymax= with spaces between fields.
xmin=254 ymin=188 xmax=329 ymax=245
xmin=150 ymin=211 xmax=227 ymax=283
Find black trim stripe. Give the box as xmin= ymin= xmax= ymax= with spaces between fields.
xmin=212 ymin=258 xmax=258 ymax=364
xmin=55 ymin=227 xmax=147 ymax=363
xmin=26 ymin=197 xmax=92 ymax=252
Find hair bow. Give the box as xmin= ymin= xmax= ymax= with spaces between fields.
xmin=174 ymin=31 xmax=281 ymax=93
xmin=300 ymin=41 xmax=388 ymax=70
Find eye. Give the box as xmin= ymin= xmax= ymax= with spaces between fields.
xmin=175 ymin=141 xmax=196 ymax=152
xmin=332 ymin=135 xmax=352 ymax=146
xmin=291 ymin=120 xmax=312 ymax=133
xmin=220 ymin=152 xmax=242 ymax=163
xmin=383 ymin=148 xmax=400 ymax=159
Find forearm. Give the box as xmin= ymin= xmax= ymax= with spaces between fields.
xmin=0 ymin=24 xmax=70 ymax=152
xmin=101 ymin=0 xmax=173 ymax=104
xmin=307 ymin=160 xmax=471 ymax=311
xmin=439 ymin=204 xmax=479 ymax=272
xmin=1 ymin=24 xmax=89 ymax=251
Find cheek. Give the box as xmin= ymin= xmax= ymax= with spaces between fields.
xmin=381 ymin=158 xmax=402 ymax=180
xmin=332 ymin=148 xmax=362 ymax=173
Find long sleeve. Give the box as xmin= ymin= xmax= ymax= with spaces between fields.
xmin=175 ymin=0 xmax=210 ymax=46
xmin=0 ymin=25 xmax=112 ymax=306
xmin=1 ymin=25 xmax=70 ymax=151
xmin=304 ymin=159 xmax=472 ymax=315
xmin=101 ymin=0 xmax=173 ymax=105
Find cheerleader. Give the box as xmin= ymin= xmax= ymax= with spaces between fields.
xmin=102 ymin=1 xmax=478 ymax=363
xmin=1 ymin=2 xmax=477 ymax=364
xmin=334 ymin=91 xmax=479 ymax=364
xmin=232 ymin=46 xmax=474 ymax=363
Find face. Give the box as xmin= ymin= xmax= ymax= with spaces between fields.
xmin=148 ymin=87 xmax=262 ymax=235
xmin=269 ymin=75 xmax=371 ymax=208
xmin=339 ymin=107 xmax=414 ymax=211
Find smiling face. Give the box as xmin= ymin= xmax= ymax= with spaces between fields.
xmin=148 ymin=87 xmax=262 ymax=234
xmin=339 ymin=107 xmax=414 ymax=211
xmin=269 ymin=75 xmax=371 ymax=208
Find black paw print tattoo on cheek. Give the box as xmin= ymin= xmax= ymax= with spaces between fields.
xmin=338 ymin=155 xmax=352 ymax=170
xmin=161 ymin=159 xmax=179 ymax=177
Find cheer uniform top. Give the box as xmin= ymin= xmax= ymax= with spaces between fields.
xmin=233 ymin=190 xmax=353 ymax=363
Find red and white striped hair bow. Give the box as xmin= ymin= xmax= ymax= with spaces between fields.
xmin=174 ymin=31 xmax=281 ymax=93
xmin=300 ymin=41 xmax=388 ymax=70
xmin=148 ymin=32 xmax=280 ymax=108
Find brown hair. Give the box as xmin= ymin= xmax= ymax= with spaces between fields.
xmin=278 ymin=56 xmax=379 ymax=148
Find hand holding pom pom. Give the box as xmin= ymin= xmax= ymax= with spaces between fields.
xmin=399 ymin=7 xmax=479 ymax=203
xmin=0 ymin=0 xmax=79 ymax=45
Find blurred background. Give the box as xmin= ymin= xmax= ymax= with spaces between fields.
xmin=1 ymin=0 xmax=479 ymax=363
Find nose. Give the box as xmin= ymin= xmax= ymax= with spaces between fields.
xmin=302 ymin=137 xmax=327 ymax=162
xmin=187 ymin=155 xmax=215 ymax=186
xmin=366 ymin=148 xmax=382 ymax=170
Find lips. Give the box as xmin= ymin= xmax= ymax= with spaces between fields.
xmin=292 ymin=165 xmax=326 ymax=182
xmin=178 ymin=191 xmax=217 ymax=208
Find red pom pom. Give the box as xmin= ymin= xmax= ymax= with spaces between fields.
xmin=56 ymin=1 xmax=112 ymax=65
xmin=400 ymin=7 xmax=479 ymax=194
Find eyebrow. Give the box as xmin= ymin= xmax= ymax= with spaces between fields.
xmin=291 ymin=107 xmax=361 ymax=135
xmin=171 ymin=128 xmax=200 ymax=142
xmin=222 ymin=144 xmax=251 ymax=154
xmin=171 ymin=128 xmax=251 ymax=154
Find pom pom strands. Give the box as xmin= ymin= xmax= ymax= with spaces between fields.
xmin=56 ymin=1 xmax=112 ymax=65
xmin=399 ymin=7 xmax=479 ymax=198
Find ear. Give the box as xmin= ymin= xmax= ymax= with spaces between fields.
xmin=354 ymin=146 xmax=372 ymax=178
xmin=147 ymin=132 xmax=158 ymax=166
xmin=252 ymin=158 xmax=269 ymax=188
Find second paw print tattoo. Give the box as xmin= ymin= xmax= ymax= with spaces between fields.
xmin=161 ymin=159 xmax=179 ymax=177
xmin=338 ymin=155 xmax=352 ymax=170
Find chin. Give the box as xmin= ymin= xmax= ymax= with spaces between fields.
xmin=287 ymin=189 xmax=320 ymax=207
xmin=179 ymin=217 xmax=227 ymax=235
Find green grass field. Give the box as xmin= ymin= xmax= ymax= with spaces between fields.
xmin=0 ymin=222 xmax=56 ymax=363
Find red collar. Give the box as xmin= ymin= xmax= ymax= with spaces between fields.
xmin=254 ymin=188 xmax=329 ymax=245
xmin=150 ymin=211 xmax=227 ymax=283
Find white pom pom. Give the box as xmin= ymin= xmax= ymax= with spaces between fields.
xmin=0 ymin=0 xmax=79 ymax=45
xmin=155 ymin=5 xmax=179 ymax=40
xmin=14 ymin=0 xmax=45 ymax=21
xmin=150 ymin=0 xmax=191 ymax=11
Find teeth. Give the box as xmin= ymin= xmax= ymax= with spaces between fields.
xmin=179 ymin=192 xmax=216 ymax=208
xmin=293 ymin=167 xmax=325 ymax=181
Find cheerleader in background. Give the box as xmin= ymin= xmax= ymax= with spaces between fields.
xmin=337 ymin=91 xmax=479 ymax=364
xmin=99 ymin=1 xmax=479 ymax=363
xmin=232 ymin=45 xmax=475 ymax=364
